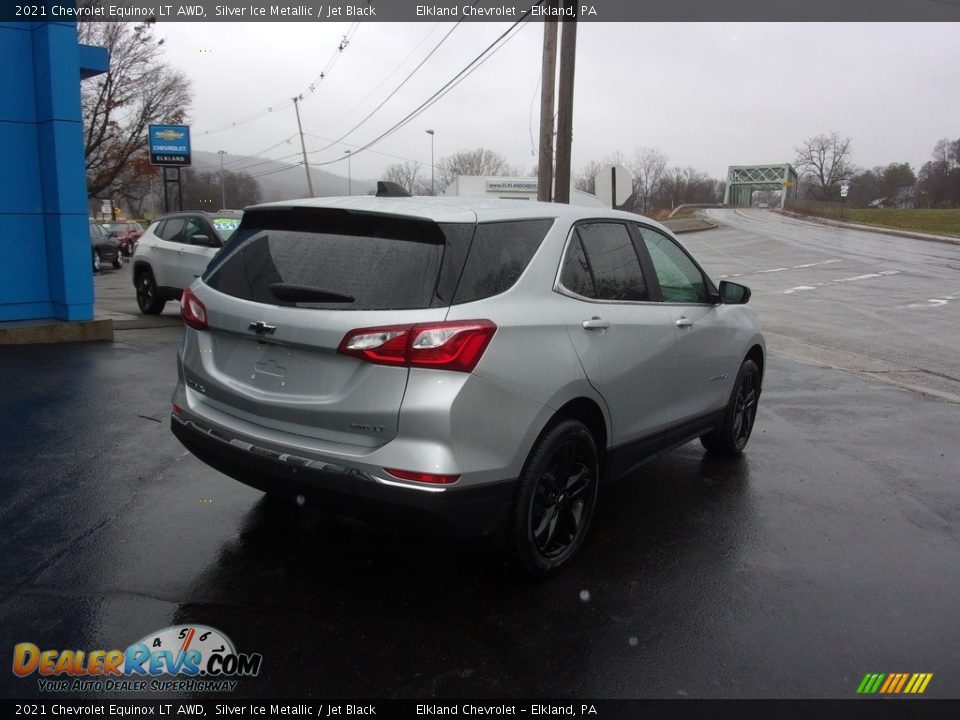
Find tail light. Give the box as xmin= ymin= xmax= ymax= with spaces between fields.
xmin=338 ymin=320 xmax=496 ymax=373
xmin=181 ymin=287 xmax=208 ymax=330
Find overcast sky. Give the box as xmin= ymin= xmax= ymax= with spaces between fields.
xmin=152 ymin=21 xmax=960 ymax=187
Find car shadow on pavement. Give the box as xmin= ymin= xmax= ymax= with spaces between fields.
xmin=168 ymin=445 xmax=757 ymax=697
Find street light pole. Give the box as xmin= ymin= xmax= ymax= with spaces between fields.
xmin=426 ymin=129 xmax=435 ymax=195
xmin=344 ymin=150 xmax=352 ymax=195
xmin=218 ymin=150 xmax=227 ymax=209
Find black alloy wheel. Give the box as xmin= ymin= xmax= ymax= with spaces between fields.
xmin=135 ymin=270 xmax=165 ymax=314
xmin=701 ymin=358 xmax=760 ymax=456
xmin=511 ymin=419 xmax=599 ymax=576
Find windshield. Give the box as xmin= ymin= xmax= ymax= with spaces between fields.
xmin=211 ymin=215 xmax=242 ymax=240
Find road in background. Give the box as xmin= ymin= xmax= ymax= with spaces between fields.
xmin=695 ymin=209 xmax=960 ymax=401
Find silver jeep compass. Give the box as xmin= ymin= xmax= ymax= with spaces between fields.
xmin=171 ymin=195 xmax=764 ymax=575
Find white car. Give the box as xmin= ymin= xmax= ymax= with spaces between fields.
xmin=132 ymin=211 xmax=241 ymax=314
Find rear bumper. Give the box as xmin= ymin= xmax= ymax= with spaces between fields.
xmin=171 ymin=414 xmax=516 ymax=539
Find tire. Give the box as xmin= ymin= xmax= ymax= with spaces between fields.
xmin=509 ymin=419 xmax=599 ymax=577
xmin=92 ymin=251 xmax=101 ymax=273
xmin=135 ymin=269 xmax=165 ymax=314
xmin=113 ymin=253 xmax=123 ymax=269
xmin=701 ymin=359 xmax=760 ymax=456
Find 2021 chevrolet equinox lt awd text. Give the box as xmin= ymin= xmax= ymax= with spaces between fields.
xmin=171 ymin=197 xmax=764 ymax=575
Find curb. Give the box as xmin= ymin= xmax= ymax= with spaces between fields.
xmin=0 ymin=318 xmax=113 ymax=345
xmin=670 ymin=221 xmax=719 ymax=234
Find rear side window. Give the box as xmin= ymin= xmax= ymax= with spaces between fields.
xmin=453 ymin=219 xmax=553 ymax=304
xmin=203 ymin=208 xmax=469 ymax=311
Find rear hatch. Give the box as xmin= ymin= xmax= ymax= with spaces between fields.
xmin=186 ymin=206 xmax=474 ymax=448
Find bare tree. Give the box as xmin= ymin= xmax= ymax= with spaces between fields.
xmin=653 ymin=167 xmax=721 ymax=210
xmin=384 ymin=161 xmax=425 ymax=195
xmin=437 ymin=148 xmax=515 ymax=189
xmin=182 ymin=169 xmax=262 ymax=210
xmin=574 ymin=160 xmax=604 ymax=194
xmin=794 ymin=131 xmax=856 ymax=200
xmin=78 ymin=20 xmax=192 ymax=199
xmin=106 ymin=156 xmax=161 ymax=217
xmin=627 ymin=147 xmax=667 ymax=215
xmin=573 ymin=152 xmax=626 ymax=195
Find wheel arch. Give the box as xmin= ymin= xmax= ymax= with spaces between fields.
xmin=745 ymin=342 xmax=765 ymax=385
xmin=550 ymin=396 xmax=609 ymax=481
xmin=132 ymin=260 xmax=153 ymax=282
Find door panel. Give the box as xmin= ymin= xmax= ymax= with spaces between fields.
xmin=637 ymin=225 xmax=733 ymax=421
xmin=555 ymin=222 xmax=678 ymax=446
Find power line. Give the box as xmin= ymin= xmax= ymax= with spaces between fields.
xmin=192 ymin=22 xmax=362 ymax=138
xmin=307 ymin=10 xmax=538 ymax=168
xmin=305 ymin=133 xmax=431 ymax=167
xmin=220 ymin=135 xmax=300 ymax=169
xmin=248 ymin=162 xmax=304 ymax=180
xmin=302 ymin=7 xmax=474 ymax=158
xmin=318 ymin=23 xmax=444 ymax=133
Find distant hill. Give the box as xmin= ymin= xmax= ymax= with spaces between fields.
xmin=191 ymin=150 xmax=376 ymax=202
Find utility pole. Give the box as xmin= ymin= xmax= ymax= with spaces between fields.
xmin=344 ymin=150 xmax=352 ymax=195
xmin=292 ymin=95 xmax=314 ymax=198
xmin=553 ymin=4 xmax=576 ymax=204
xmin=537 ymin=6 xmax=557 ymax=203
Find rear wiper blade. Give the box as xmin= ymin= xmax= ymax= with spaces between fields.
xmin=268 ymin=283 xmax=355 ymax=303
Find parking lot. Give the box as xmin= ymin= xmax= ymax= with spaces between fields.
xmin=1 ymin=211 xmax=958 ymax=699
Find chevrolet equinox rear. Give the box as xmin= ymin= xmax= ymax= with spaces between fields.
xmin=172 ymin=196 xmax=765 ymax=575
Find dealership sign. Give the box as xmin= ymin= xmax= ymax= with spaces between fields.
xmin=486 ymin=180 xmax=538 ymax=193
xmin=149 ymin=124 xmax=191 ymax=166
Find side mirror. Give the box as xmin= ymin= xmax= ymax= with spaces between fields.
xmin=191 ymin=234 xmax=220 ymax=248
xmin=719 ymin=280 xmax=751 ymax=304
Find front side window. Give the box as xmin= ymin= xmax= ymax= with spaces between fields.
xmin=638 ymin=227 xmax=709 ymax=303
xmin=183 ymin=217 xmax=210 ymax=244
xmin=559 ymin=222 xmax=648 ymax=301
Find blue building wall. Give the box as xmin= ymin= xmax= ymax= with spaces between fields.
xmin=0 ymin=21 xmax=107 ymax=322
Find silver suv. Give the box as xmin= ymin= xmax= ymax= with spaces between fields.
xmin=171 ymin=197 xmax=764 ymax=575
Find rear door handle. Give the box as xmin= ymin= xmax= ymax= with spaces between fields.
xmin=675 ymin=317 xmax=694 ymax=328
xmin=582 ymin=317 xmax=610 ymax=330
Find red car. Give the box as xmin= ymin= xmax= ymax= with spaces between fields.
xmin=100 ymin=221 xmax=144 ymax=256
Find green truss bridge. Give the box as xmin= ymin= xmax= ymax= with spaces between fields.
xmin=723 ymin=164 xmax=799 ymax=208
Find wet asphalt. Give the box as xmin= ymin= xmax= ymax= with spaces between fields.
xmin=1 ymin=211 xmax=958 ymax=700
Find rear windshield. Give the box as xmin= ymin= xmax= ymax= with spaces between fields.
xmin=203 ymin=209 xmax=553 ymax=310
xmin=203 ymin=208 xmax=466 ymax=311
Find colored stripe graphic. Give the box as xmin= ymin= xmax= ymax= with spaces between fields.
xmin=856 ymin=673 xmax=885 ymax=694
xmin=857 ymin=673 xmax=932 ymax=694
xmin=893 ymin=674 xmax=909 ymax=693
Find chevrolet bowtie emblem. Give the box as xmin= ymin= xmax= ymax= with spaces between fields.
xmin=248 ymin=321 xmax=277 ymax=335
